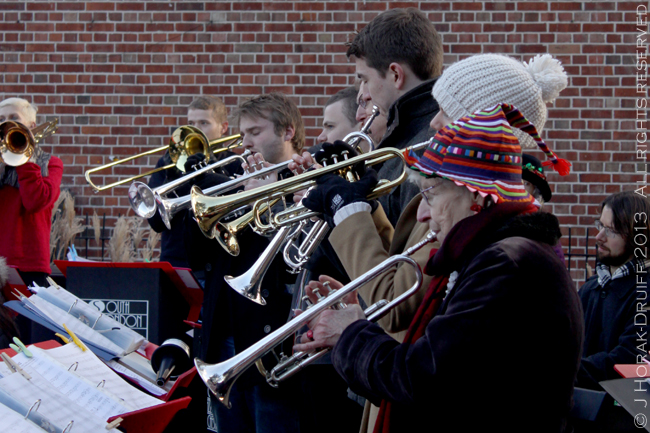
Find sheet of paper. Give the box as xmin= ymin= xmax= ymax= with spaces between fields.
xmin=12 ymin=348 xmax=132 ymax=420
xmin=106 ymin=360 xmax=167 ymax=397
xmin=0 ymin=401 xmax=53 ymax=433
xmin=32 ymin=284 xmax=145 ymax=354
xmin=45 ymin=343 xmax=162 ymax=410
xmin=22 ymin=295 xmax=125 ymax=357
xmin=0 ymin=371 xmax=116 ymax=432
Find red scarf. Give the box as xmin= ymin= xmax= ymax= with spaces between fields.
xmin=374 ymin=202 xmax=538 ymax=433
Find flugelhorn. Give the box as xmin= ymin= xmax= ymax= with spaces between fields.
xmin=84 ymin=126 xmax=242 ymax=192
xmin=128 ymin=151 xmax=251 ymax=219
xmin=195 ymin=231 xmax=437 ymax=406
xmin=0 ymin=119 xmax=58 ymax=166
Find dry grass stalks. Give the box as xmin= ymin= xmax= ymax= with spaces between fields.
xmin=142 ymin=229 xmax=161 ymax=262
xmin=92 ymin=211 xmax=101 ymax=245
xmin=50 ymin=190 xmax=85 ymax=261
xmin=107 ymin=216 xmax=138 ymax=262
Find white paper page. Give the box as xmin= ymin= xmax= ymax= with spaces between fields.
xmin=45 ymin=343 xmax=163 ymax=410
xmin=33 ymin=285 xmax=145 ymax=353
xmin=0 ymin=401 xmax=50 ymax=433
xmin=22 ymin=295 xmax=125 ymax=357
xmin=12 ymin=348 xmax=132 ymax=420
xmin=105 ymin=360 xmax=167 ymax=397
xmin=0 ymin=370 xmax=119 ymax=431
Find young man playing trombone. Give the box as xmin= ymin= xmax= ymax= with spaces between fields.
xmin=147 ymin=96 xmax=236 ymax=271
xmin=0 ymin=97 xmax=63 ymax=289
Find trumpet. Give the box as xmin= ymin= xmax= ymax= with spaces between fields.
xmin=0 ymin=119 xmax=58 ymax=166
xmin=191 ymin=147 xmax=409 ymax=242
xmin=84 ymin=126 xmax=242 ymax=192
xmin=128 ymin=151 xmax=251 ymax=219
xmin=195 ymin=231 xmax=437 ymax=406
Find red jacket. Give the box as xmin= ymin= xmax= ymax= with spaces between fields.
xmin=0 ymin=157 xmax=63 ymax=274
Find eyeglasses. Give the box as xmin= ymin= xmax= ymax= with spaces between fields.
xmin=419 ymin=185 xmax=436 ymax=206
xmin=595 ymin=220 xmax=620 ymax=238
xmin=357 ymin=97 xmax=367 ymax=109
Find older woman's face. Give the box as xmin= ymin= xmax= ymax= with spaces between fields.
xmin=416 ymin=177 xmax=476 ymax=244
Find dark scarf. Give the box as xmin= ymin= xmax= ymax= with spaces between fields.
xmin=374 ymin=201 xmax=541 ymax=433
xmin=0 ymin=146 xmax=51 ymax=188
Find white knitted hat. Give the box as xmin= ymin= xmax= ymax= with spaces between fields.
xmin=432 ymin=54 xmax=568 ymax=149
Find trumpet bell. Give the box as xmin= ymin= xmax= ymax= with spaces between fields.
xmin=194 ymin=358 xmax=235 ymax=408
xmin=128 ymin=181 xmax=157 ymax=219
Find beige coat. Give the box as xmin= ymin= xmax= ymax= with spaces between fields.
xmin=329 ymin=195 xmax=439 ymax=433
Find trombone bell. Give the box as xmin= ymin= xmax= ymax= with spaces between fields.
xmin=0 ymin=119 xmax=58 ymax=167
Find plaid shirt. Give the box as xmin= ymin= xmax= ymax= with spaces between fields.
xmin=596 ymin=258 xmax=648 ymax=288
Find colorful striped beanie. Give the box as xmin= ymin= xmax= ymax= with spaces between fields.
xmin=405 ymin=103 xmax=571 ymax=203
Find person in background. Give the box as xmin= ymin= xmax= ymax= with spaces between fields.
xmin=317 ymin=87 xmax=361 ymax=146
xmin=147 ymin=96 xmax=234 ymax=273
xmin=0 ymin=97 xmax=63 ymax=288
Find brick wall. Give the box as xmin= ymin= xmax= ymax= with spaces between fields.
xmin=0 ymin=0 xmax=647 ymax=283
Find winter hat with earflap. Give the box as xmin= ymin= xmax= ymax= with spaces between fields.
xmin=432 ymin=53 xmax=568 ymax=150
xmin=405 ymin=103 xmax=571 ymax=203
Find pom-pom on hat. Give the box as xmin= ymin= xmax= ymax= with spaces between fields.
xmin=405 ymin=103 xmax=571 ymax=204
xmin=432 ymin=54 xmax=568 ymax=150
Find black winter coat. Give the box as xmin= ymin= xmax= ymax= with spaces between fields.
xmin=376 ymin=78 xmax=439 ymax=227
xmin=332 ymin=205 xmax=584 ymax=432
xmin=578 ymin=269 xmax=642 ymax=389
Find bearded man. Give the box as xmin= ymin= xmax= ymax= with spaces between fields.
xmin=577 ymin=191 xmax=650 ymax=389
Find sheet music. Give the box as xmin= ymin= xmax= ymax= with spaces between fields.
xmin=0 ymin=382 xmax=66 ymax=433
xmin=0 ymin=402 xmax=48 ymax=433
xmin=22 ymin=295 xmax=125 ymax=357
xmin=12 ymin=348 xmax=132 ymax=420
xmin=45 ymin=343 xmax=163 ymax=411
xmin=31 ymin=284 xmax=145 ymax=354
xmin=105 ymin=360 xmax=167 ymax=397
xmin=0 ymin=371 xmax=118 ymax=432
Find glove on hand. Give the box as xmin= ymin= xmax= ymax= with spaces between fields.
xmin=314 ymin=140 xmax=365 ymax=177
xmin=184 ymin=153 xmax=208 ymax=173
xmin=302 ymin=168 xmax=379 ymax=219
xmin=176 ymin=153 xmax=229 ymax=195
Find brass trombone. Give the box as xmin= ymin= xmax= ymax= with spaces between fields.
xmin=0 ymin=119 xmax=58 ymax=166
xmin=195 ymin=231 xmax=437 ymax=406
xmin=84 ymin=125 xmax=242 ymax=192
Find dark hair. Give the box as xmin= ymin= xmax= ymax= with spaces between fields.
xmin=233 ymin=93 xmax=305 ymax=153
xmin=188 ymin=96 xmax=228 ymax=124
xmin=346 ymin=8 xmax=443 ymax=81
xmin=602 ymin=191 xmax=650 ymax=253
xmin=326 ymin=87 xmax=359 ymax=126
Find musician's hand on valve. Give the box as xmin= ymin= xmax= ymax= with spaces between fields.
xmin=289 ymin=151 xmax=321 ymax=175
xmin=293 ymin=304 xmax=366 ymax=352
xmin=315 ymin=141 xmax=364 ymax=176
xmin=305 ymin=275 xmax=358 ymax=306
xmin=179 ymin=153 xmax=229 ymax=194
xmin=243 ymin=153 xmax=277 ymax=190
xmin=184 ymin=153 xmax=207 ymax=172
xmin=302 ymin=169 xmax=379 ymax=227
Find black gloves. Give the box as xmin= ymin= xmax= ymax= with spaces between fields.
xmin=177 ymin=153 xmax=230 ymax=194
xmin=302 ymin=168 xmax=379 ymax=222
xmin=314 ymin=140 xmax=366 ymax=177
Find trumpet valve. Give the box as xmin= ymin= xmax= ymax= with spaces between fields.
xmin=301 ymin=295 xmax=313 ymax=309
xmin=312 ymin=287 xmax=324 ymax=301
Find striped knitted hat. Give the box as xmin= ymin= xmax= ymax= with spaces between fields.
xmin=405 ymin=103 xmax=570 ymax=203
